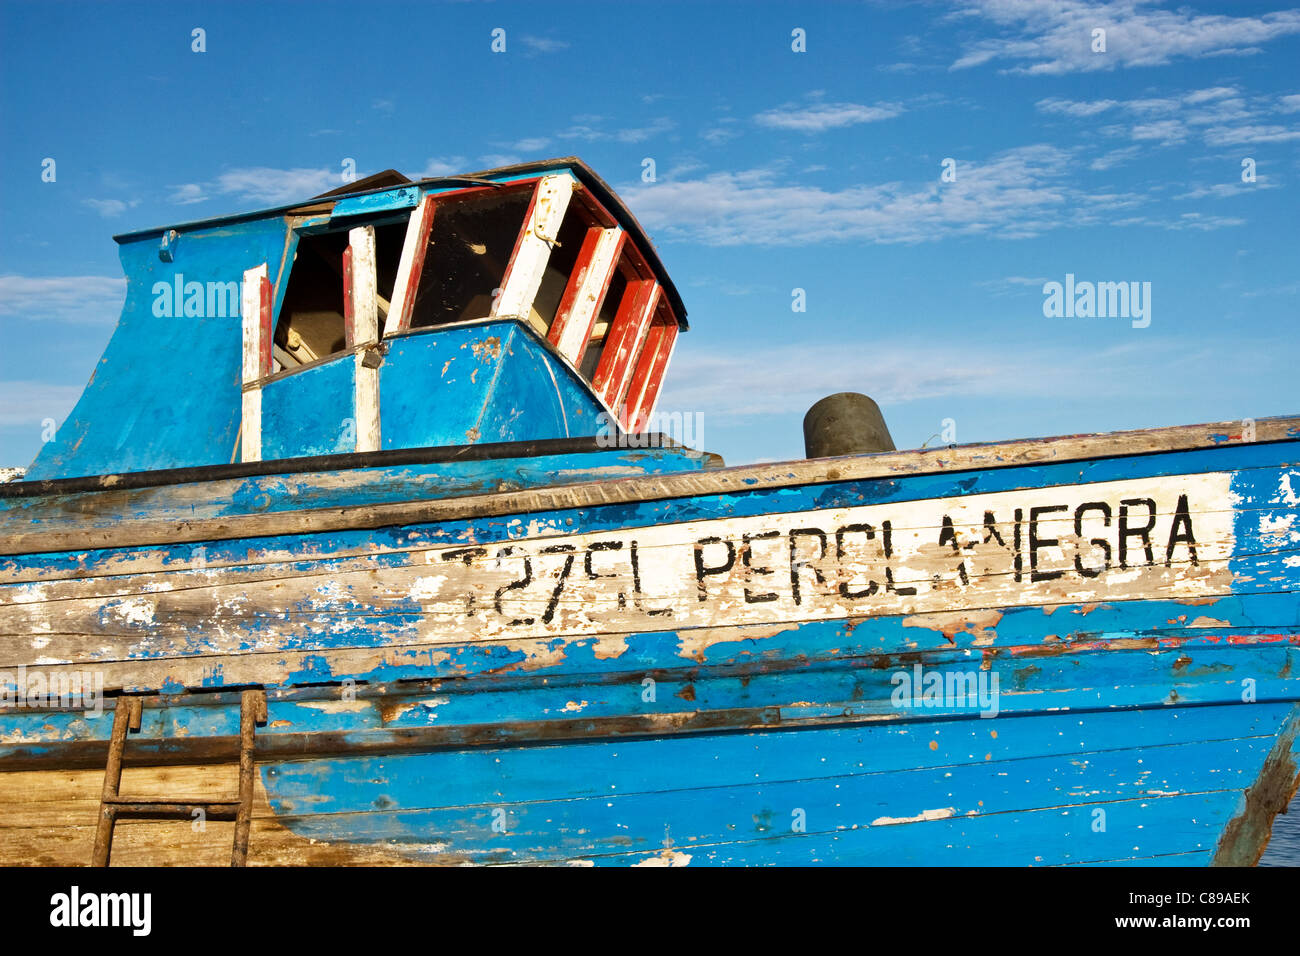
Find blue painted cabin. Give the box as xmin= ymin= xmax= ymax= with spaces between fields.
xmin=0 ymin=160 xmax=1297 ymax=867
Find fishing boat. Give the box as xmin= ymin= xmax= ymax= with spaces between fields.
xmin=1 ymin=158 xmax=1296 ymax=867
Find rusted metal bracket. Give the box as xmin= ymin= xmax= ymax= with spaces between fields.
xmin=91 ymin=689 xmax=267 ymax=867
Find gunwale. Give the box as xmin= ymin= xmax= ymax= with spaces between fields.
xmin=2 ymin=415 xmax=1295 ymax=557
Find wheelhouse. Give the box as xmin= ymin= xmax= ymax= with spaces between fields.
xmin=26 ymin=159 xmax=688 ymax=480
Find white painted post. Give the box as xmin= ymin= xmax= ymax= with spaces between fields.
xmin=240 ymin=263 xmax=270 ymax=463
xmin=347 ymin=225 xmax=381 ymax=453
xmin=492 ymin=174 xmax=575 ymax=321
xmin=384 ymin=194 xmax=435 ymax=338
xmin=553 ymin=226 xmax=624 ymax=364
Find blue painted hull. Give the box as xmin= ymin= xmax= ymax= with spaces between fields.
xmin=2 ymin=425 xmax=1298 ymax=865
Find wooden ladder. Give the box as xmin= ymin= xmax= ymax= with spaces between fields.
xmin=91 ymin=689 xmax=267 ymax=867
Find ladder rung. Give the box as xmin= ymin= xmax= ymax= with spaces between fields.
xmin=105 ymin=802 xmax=241 ymax=819
xmin=103 ymin=796 xmax=240 ymax=808
xmin=92 ymin=689 xmax=266 ymax=866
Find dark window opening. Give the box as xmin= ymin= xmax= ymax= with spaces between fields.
xmin=579 ymin=243 xmax=655 ymax=385
xmin=408 ymin=188 xmax=533 ymax=330
xmin=273 ymin=216 xmax=409 ymax=370
xmin=578 ymin=267 xmax=628 ymax=381
xmin=527 ymin=200 xmax=598 ymax=339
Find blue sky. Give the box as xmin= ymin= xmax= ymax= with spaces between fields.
xmin=1 ymin=0 xmax=1297 ymax=468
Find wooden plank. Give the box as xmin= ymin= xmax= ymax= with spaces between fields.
xmin=383 ymin=194 xmax=436 ymax=337
xmin=239 ymin=390 xmax=262 ymax=464
xmin=1 ymin=417 xmax=1295 ymax=558
xmin=549 ymin=227 xmax=624 ymax=365
xmin=3 ymin=703 xmax=1288 ymax=866
xmin=240 ymin=264 xmax=272 ymax=383
xmin=624 ymin=312 xmax=678 ymax=431
xmin=492 ymin=175 xmax=575 ymax=322
xmin=343 ymin=226 xmax=378 ymax=348
xmin=0 ymin=472 xmax=1249 ymax=658
xmin=5 ymin=638 xmax=1292 ymax=770
xmin=592 ymin=280 xmax=658 ymax=410
xmin=239 ymin=264 xmax=272 ymax=463
xmin=344 ymin=225 xmax=381 ymax=453
xmin=0 ymin=764 xmax=430 ymax=865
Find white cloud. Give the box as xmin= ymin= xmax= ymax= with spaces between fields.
xmin=476 ymin=154 xmax=522 ymax=169
xmin=1036 ymin=86 xmax=1299 ymax=148
xmin=168 ymin=183 xmax=207 ymax=205
xmin=1037 ymin=97 xmax=1119 ymax=117
xmin=700 ymin=120 xmax=741 ymax=145
xmin=1202 ymin=123 xmax=1300 ymax=145
xmin=1280 ymin=94 xmax=1300 ymax=113
xmin=951 ymin=1 xmax=1300 ymax=75
xmin=1089 ymin=145 xmax=1141 ymax=169
xmin=510 ymin=137 xmax=552 ymax=152
xmin=1176 ymin=181 xmax=1278 ymax=200
xmin=619 ymin=145 xmax=1147 ymax=246
xmin=520 ymin=35 xmax=569 ymax=54
xmin=213 ymin=167 xmax=339 ymax=204
xmin=0 ymin=381 xmax=84 ymax=428
xmin=977 ymin=275 xmax=1051 ymax=296
xmin=419 ymin=156 xmax=471 ymax=178
xmin=558 ymin=116 xmax=674 ymax=144
xmin=661 ymin=338 xmax=1226 ymax=424
xmin=1112 ymin=211 xmax=1246 ymax=230
xmin=0 ymin=275 xmax=126 ymax=325
xmin=82 ymin=198 xmax=139 ymax=218
xmin=754 ymin=100 xmax=903 ymax=132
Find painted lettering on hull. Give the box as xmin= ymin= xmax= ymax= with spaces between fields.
xmin=407 ymin=474 xmax=1234 ymax=640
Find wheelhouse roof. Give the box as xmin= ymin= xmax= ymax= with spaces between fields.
xmin=112 ymin=157 xmax=687 ymax=327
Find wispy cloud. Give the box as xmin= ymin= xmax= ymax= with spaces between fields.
xmin=520 ymin=35 xmax=569 ymax=54
xmin=168 ymin=183 xmax=208 ymax=205
xmin=557 ymin=116 xmax=674 ymax=144
xmin=419 ymin=156 xmax=471 ymax=178
xmin=0 ymin=381 xmax=85 ymax=428
xmin=1037 ymin=86 xmax=1300 ymax=148
xmin=755 ymin=99 xmax=903 ymax=132
xmin=662 ymin=337 xmax=1234 ymax=424
xmin=620 ymin=146 xmax=1163 ymax=246
xmin=168 ymin=166 xmax=346 ymax=205
xmin=509 ymin=137 xmax=552 ymax=153
xmin=1112 ymin=211 xmax=1247 ymax=230
xmin=476 ymin=153 xmax=522 ymax=169
xmin=951 ymin=1 xmax=1300 ymax=75
xmin=0 ymin=275 xmax=126 ymax=325
xmin=1089 ymin=145 xmax=1142 ymax=170
xmin=976 ymin=275 xmax=1051 ymax=296
xmin=82 ymin=198 xmax=139 ymax=218
xmin=700 ymin=118 xmax=742 ymax=145
xmin=213 ymin=166 xmax=341 ymax=204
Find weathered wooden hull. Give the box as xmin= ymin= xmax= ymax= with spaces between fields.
xmin=2 ymin=420 xmax=1298 ymax=866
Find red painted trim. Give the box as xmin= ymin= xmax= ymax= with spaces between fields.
xmin=422 ymin=178 xmax=539 ymax=207
xmin=626 ymin=309 xmax=678 ymax=431
xmin=592 ymin=280 xmax=659 ymax=411
xmin=571 ymin=182 xmax=619 ymax=229
xmin=495 ymin=179 xmax=544 ymax=311
xmin=547 ymin=226 xmax=602 ymax=350
xmin=342 ymin=244 xmax=355 ymax=347
xmin=388 ymin=194 xmax=436 ymax=334
xmin=258 ymin=275 xmax=274 ymax=377
xmin=548 ymin=227 xmax=625 ymax=365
